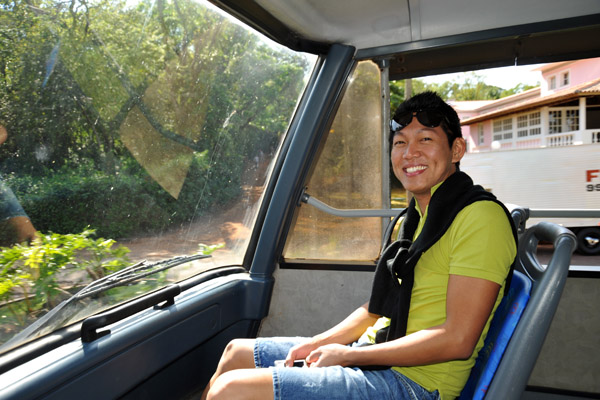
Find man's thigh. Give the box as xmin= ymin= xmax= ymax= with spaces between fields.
xmin=213 ymin=365 xmax=439 ymax=400
xmin=254 ymin=338 xmax=440 ymax=400
xmin=272 ymin=366 xmax=439 ymax=400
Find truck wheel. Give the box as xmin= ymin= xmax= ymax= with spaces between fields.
xmin=576 ymin=228 xmax=600 ymax=255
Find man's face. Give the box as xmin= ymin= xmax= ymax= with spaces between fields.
xmin=391 ymin=117 xmax=465 ymax=207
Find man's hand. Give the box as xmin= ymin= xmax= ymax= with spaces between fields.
xmin=285 ymin=340 xmax=320 ymax=367
xmin=284 ymin=302 xmax=379 ymax=368
xmin=306 ymin=344 xmax=351 ymax=368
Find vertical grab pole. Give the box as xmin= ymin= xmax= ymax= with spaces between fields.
xmin=378 ymin=59 xmax=391 ymax=242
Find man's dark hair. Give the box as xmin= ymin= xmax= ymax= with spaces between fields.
xmin=391 ymin=91 xmax=462 ymax=148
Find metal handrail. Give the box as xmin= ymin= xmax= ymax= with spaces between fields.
xmin=301 ymin=192 xmax=600 ymax=219
xmin=300 ymin=192 xmax=400 ymax=218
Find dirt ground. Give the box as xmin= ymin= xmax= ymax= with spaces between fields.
xmin=116 ymin=202 xmax=251 ymax=263
xmin=116 ymin=162 xmax=267 ymax=264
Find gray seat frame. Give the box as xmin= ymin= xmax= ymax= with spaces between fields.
xmin=484 ymin=211 xmax=577 ymax=399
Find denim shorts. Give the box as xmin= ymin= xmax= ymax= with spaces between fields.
xmin=254 ymin=337 xmax=440 ymax=400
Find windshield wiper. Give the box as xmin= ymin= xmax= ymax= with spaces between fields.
xmin=0 ymin=253 xmax=211 ymax=350
xmin=72 ymin=253 xmax=211 ymax=301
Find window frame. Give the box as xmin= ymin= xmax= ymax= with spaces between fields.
xmin=548 ymin=107 xmax=579 ymax=135
xmin=493 ymin=117 xmax=513 ymax=141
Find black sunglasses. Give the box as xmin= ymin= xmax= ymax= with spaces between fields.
xmin=390 ymin=109 xmax=446 ymax=132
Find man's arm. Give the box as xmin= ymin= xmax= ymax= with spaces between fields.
xmin=285 ymin=302 xmax=380 ymax=366
xmin=305 ymin=274 xmax=499 ymax=367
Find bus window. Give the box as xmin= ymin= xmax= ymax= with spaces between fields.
xmin=0 ymin=0 xmax=316 ymax=352
xmin=283 ymin=61 xmax=386 ymax=263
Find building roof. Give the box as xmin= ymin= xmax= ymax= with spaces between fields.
xmin=533 ymin=61 xmax=572 ymax=73
xmin=449 ymin=100 xmax=496 ymax=112
xmin=461 ymin=77 xmax=600 ymax=125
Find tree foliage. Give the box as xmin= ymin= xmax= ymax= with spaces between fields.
xmin=390 ymin=73 xmax=539 ymax=112
xmin=0 ymin=0 xmax=310 ymax=237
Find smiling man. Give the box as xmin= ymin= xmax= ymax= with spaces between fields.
xmin=202 ymin=92 xmax=517 ymax=400
xmin=389 ymin=97 xmax=464 ymax=214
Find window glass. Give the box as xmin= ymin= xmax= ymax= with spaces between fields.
xmin=517 ymin=115 xmax=528 ymax=137
xmin=517 ymin=112 xmax=541 ymax=138
xmin=283 ymin=61 xmax=384 ymax=262
xmin=562 ymin=71 xmax=570 ymax=86
xmin=477 ymin=124 xmax=484 ymax=145
xmin=529 ymin=112 xmax=541 ymax=128
xmin=549 ymin=110 xmax=563 ymax=133
xmin=493 ymin=120 xmax=503 ymax=141
xmin=0 ymin=0 xmax=316 ymax=351
xmin=566 ymin=109 xmax=579 ymax=131
xmin=493 ymin=117 xmax=513 ymax=141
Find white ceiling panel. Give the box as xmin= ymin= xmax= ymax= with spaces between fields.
xmin=253 ymin=0 xmax=600 ymax=50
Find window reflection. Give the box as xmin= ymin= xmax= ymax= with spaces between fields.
xmin=0 ymin=0 xmax=315 ymax=350
xmin=284 ymin=61 xmax=384 ymax=262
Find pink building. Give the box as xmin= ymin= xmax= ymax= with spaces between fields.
xmin=456 ymin=57 xmax=600 ymax=153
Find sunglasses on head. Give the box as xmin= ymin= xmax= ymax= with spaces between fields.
xmin=390 ymin=109 xmax=446 ymax=132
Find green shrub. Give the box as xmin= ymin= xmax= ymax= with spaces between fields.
xmin=0 ymin=229 xmax=130 ymax=321
xmin=5 ymin=150 xmax=242 ymax=238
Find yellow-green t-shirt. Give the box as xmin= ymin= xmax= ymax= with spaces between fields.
xmin=364 ymin=190 xmax=516 ymax=399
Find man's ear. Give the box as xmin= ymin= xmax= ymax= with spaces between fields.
xmin=451 ymin=138 xmax=466 ymax=163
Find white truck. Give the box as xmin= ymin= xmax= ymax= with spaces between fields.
xmin=461 ymin=144 xmax=600 ymax=255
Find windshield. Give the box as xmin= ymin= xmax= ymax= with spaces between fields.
xmin=0 ymin=0 xmax=316 ymax=352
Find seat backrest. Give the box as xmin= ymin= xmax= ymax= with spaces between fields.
xmin=460 ymin=218 xmax=576 ymax=400
xmin=458 ymin=270 xmax=532 ymax=400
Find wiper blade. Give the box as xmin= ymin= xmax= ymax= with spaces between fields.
xmin=73 ymin=253 xmax=211 ymax=301
xmin=0 ymin=253 xmax=211 ymax=350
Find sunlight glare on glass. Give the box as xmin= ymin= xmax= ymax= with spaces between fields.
xmin=421 ymin=64 xmax=544 ymax=90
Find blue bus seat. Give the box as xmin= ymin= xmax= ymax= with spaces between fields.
xmin=459 ymin=270 xmax=531 ymax=400
xmin=460 ymin=218 xmax=576 ymax=400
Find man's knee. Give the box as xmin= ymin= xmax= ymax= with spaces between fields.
xmin=224 ymin=338 xmax=253 ymax=355
xmin=220 ymin=338 xmax=256 ymax=369
xmin=207 ymin=369 xmax=273 ymax=400
xmin=206 ymin=371 xmax=241 ymax=400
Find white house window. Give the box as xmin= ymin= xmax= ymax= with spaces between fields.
xmin=493 ymin=117 xmax=513 ymax=141
xmin=478 ymin=124 xmax=484 ymax=145
xmin=548 ymin=108 xmax=579 ymax=134
xmin=565 ymin=109 xmax=579 ymax=131
xmin=529 ymin=112 xmax=541 ymax=135
xmin=517 ymin=112 xmax=541 ymax=138
xmin=550 ymin=76 xmax=557 ymax=90
xmin=517 ymin=115 xmax=528 ymax=138
xmin=562 ymin=71 xmax=570 ymax=86
xmin=549 ymin=110 xmax=562 ymax=134
xmin=502 ymin=118 xmax=512 ymax=140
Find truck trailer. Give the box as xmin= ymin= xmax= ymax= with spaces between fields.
xmin=461 ymin=144 xmax=600 ymax=254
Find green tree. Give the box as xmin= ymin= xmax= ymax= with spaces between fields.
xmin=0 ymin=0 xmax=310 ymax=237
xmin=500 ymin=82 xmax=538 ymax=97
xmin=389 ymin=72 xmax=538 ymax=111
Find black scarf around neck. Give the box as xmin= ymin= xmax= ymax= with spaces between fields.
xmin=368 ymin=171 xmax=517 ymax=343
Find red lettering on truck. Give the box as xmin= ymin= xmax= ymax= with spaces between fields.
xmin=587 ymin=169 xmax=600 ymax=182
